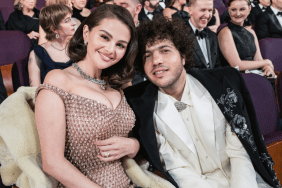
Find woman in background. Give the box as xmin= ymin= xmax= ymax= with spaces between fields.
xmin=6 ymin=0 xmax=40 ymax=46
xmin=38 ymin=0 xmax=81 ymax=45
xmin=28 ymin=4 xmax=76 ymax=87
xmin=218 ymin=0 xmax=275 ymax=83
xmin=163 ymin=0 xmax=190 ymax=24
xmin=207 ymin=8 xmax=220 ymax=33
xmin=35 ymin=4 xmax=139 ymax=187
xmin=71 ymin=0 xmax=91 ymax=22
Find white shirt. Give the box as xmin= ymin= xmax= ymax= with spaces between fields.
xmin=189 ymin=20 xmax=210 ymax=68
xmin=270 ymin=6 xmax=282 ymax=27
xmin=258 ymin=4 xmax=267 ymax=12
xmin=143 ymin=7 xmax=154 ymax=20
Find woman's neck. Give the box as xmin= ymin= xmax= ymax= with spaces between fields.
xmin=73 ymin=4 xmax=83 ymax=11
xmin=22 ymin=7 xmax=34 ymax=16
xmin=78 ymin=56 xmax=103 ymax=80
xmin=230 ymin=20 xmax=244 ymax=27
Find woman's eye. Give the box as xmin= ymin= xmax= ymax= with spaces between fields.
xmin=101 ymin=35 xmax=109 ymax=41
xmin=117 ymin=43 xmax=125 ymax=49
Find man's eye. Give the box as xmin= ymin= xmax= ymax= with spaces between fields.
xmin=145 ymin=54 xmax=151 ymax=58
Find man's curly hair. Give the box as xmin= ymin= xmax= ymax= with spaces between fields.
xmin=135 ymin=15 xmax=195 ymax=74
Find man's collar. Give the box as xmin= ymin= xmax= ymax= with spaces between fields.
xmin=258 ymin=4 xmax=264 ymax=9
xmin=270 ymin=5 xmax=281 ymax=14
xmin=144 ymin=7 xmax=153 ymax=14
xmin=189 ymin=19 xmax=203 ymax=33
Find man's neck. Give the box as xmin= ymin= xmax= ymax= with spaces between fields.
xmin=189 ymin=18 xmax=203 ymax=32
xmin=159 ymin=70 xmax=187 ymax=101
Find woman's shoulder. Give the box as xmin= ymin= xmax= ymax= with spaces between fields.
xmin=44 ymin=69 xmax=71 ymax=91
xmin=83 ymin=8 xmax=91 ymax=15
xmin=218 ymin=26 xmax=231 ymax=38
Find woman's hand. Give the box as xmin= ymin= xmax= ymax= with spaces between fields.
xmin=95 ymin=137 xmax=140 ymax=162
xmin=27 ymin=31 xmax=40 ymax=39
xmin=263 ymin=59 xmax=274 ymax=70
xmin=262 ymin=65 xmax=275 ymax=78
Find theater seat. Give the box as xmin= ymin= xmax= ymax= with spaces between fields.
xmin=259 ymin=38 xmax=282 ymax=72
xmin=241 ymin=73 xmax=282 ymax=181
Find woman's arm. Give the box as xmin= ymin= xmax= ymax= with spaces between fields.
xmin=28 ymin=50 xmax=41 ymax=87
xmin=218 ymin=27 xmax=271 ymax=71
xmin=38 ymin=25 xmax=47 ymax=45
xmin=208 ymin=9 xmax=220 ymax=33
xmin=35 ymin=71 xmax=102 ymax=188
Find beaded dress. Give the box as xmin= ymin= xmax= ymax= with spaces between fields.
xmin=36 ymin=84 xmax=136 ymax=188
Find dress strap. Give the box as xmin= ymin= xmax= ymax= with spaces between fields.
xmin=35 ymin=83 xmax=69 ymax=102
xmin=168 ymin=6 xmax=179 ymax=12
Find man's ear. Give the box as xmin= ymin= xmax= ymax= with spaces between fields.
xmin=187 ymin=6 xmax=192 ymax=15
xmin=181 ymin=55 xmax=186 ymax=66
xmin=144 ymin=1 xmax=149 ymax=7
xmin=83 ymin=25 xmax=89 ymax=43
xmin=135 ymin=3 xmax=142 ymax=16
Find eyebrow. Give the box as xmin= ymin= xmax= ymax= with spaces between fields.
xmin=63 ymin=16 xmax=71 ymax=22
xmin=100 ymin=30 xmax=129 ymax=44
xmin=145 ymin=45 xmax=173 ymax=53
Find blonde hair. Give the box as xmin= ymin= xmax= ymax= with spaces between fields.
xmin=14 ymin=0 xmax=37 ymax=10
xmin=45 ymin=0 xmax=69 ymax=6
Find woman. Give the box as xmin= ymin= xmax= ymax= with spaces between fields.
xmin=163 ymin=0 xmax=190 ymax=24
xmin=28 ymin=4 xmax=76 ymax=87
xmin=218 ymin=0 xmax=275 ymax=81
xmin=207 ymin=8 xmax=220 ymax=33
xmin=35 ymin=4 xmax=139 ymax=187
xmin=72 ymin=0 xmax=91 ymax=23
xmin=38 ymin=0 xmax=81 ymax=45
xmin=6 ymin=0 xmax=40 ymax=46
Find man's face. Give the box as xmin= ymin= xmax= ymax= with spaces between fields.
xmin=143 ymin=40 xmax=186 ymax=90
xmin=114 ymin=0 xmax=136 ymax=17
xmin=149 ymin=0 xmax=159 ymax=9
xmin=273 ymin=0 xmax=282 ymax=10
xmin=259 ymin=0 xmax=271 ymax=7
xmin=188 ymin=0 xmax=213 ymax=30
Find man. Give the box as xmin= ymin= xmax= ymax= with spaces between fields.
xmin=255 ymin=0 xmax=282 ymax=40
xmin=187 ymin=0 xmax=221 ymax=69
xmin=138 ymin=0 xmax=162 ymax=22
xmin=114 ymin=0 xmax=142 ymax=26
xmin=124 ymin=16 xmax=280 ymax=188
xmin=249 ymin=0 xmax=271 ymax=25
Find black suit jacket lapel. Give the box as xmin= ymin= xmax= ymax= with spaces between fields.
xmin=266 ymin=7 xmax=282 ymax=33
xmin=190 ymin=28 xmax=209 ymax=68
xmin=127 ymin=82 xmax=179 ymax=187
xmin=205 ymin=31 xmax=213 ymax=68
xmin=139 ymin=8 xmax=149 ymax=22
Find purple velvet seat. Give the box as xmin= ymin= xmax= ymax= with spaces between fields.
xmin=36 ymin=0 xmax=46 ymax=10
xmin=276 ymin=73 xmax=282 ymax=118
xmin=217 ymin=23 xmax=227 ymax=33
xmin=259 ymin=38 xmax=282 ymax=72
xmin=241 ymin=73 xmax=282 ymax=145
xmin=0 ymin=7 xmax=14 ymax=23
xmin=217 ymin=7 xmax=228 ymax=18
xmin=91 ymin=7 xmax=97 ymax=12
xmin=0 ymin=31 xmax=31 ymax=91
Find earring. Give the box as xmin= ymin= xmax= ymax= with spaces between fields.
xmin=84 ymin=40 xmax=88 ymax=46
xmin=19 ymin=3 xmax=23 ymax=8
xmin=56 ymin=33 xmax=59 ymax=38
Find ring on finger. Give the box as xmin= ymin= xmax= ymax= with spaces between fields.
xmin=105 ymin=152 xmax=110 ymax=158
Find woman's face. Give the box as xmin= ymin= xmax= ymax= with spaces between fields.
xmin=72 ymin=0 xmax=87 ymax=9
xmin=229 ymin=0 xmax=251 ymax=25
xmin=20 ymin=0 xmax=36 ymax=10
xmin=83 ymin=18 xmax=131 ymax=70
xmin=56 ymin=13 xmax=76 ymax=38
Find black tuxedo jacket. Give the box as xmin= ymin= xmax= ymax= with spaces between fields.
xmin=138 ymin=7 xmax=163 ymax=22
xmin=124 ymin=67 xmax=280 ymax=188
xmin=0 ymin=10 xmax=5 ymax=30
xmin=249 ymin=4 xmax=264 ymax=25
xmin=255 ymin=6 xmax=282 ymax=40
xmin=188 ymin=24 xmax=221 ymax=69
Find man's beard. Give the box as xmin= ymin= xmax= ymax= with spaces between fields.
xmin=149 ymin=2 xmax=159 ymax=10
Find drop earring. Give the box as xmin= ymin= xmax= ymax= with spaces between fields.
xmin=84 ymin=41 xmax=88 ymax=45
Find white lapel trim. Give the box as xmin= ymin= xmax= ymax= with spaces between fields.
xmin=156 ymin=90 xmax=197 ymax=156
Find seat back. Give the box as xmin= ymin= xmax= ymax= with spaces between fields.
xmin=36 ymin=0 xmax=45 ymax=10
xmin=217 ymin=23 xmax=228 ymax=33
xmin=0 ymin=7 xmax=14 ymax=23
xmin=259 ymin=38 xmax=282 ymax=72
xmin=241 ymin=73 xmax=278 ymax=136
xmin=214 ymin=0 xmax=226 ymax=9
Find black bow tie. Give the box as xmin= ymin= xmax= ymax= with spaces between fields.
xmin=262 ymin=7 xmax=266 ymax=10
xmin=147 ymin=12 xmax=154 ymax=15
xmin=277 ymin=11 xmax=282 ymax=16
xmin=195 ymin=29 xmax=207 ymax=39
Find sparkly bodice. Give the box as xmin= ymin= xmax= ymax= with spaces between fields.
xmin=36 ymin=84 xmax=136 ymax=188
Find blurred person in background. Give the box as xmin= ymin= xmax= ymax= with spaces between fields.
xmin=6 ymin=0 xmax=40 ymax=47
xmin=28 ymin=4 xmax=76 ymax=87
xmin=38 ymin=0 xmax=81 ymax=45
xmin=71 ymin=0 xmax=91 ymax=23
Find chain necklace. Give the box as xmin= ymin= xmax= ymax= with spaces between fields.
xmin=51 ymin=43 xmax=66 ymax=51
xmin=73 ymin=63 xmax=106 ymax=90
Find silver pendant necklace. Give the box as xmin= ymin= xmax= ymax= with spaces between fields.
xmin=73 ymin=63 xmax=106 ymax=90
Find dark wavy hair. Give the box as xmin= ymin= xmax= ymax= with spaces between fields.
xmin=68 ymin=4 xmax=138 ymax=90
xmin=135 ymin=15 xmax=195 ymax=75
xmin=227 ymin=0 xmax=251 ymax=6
